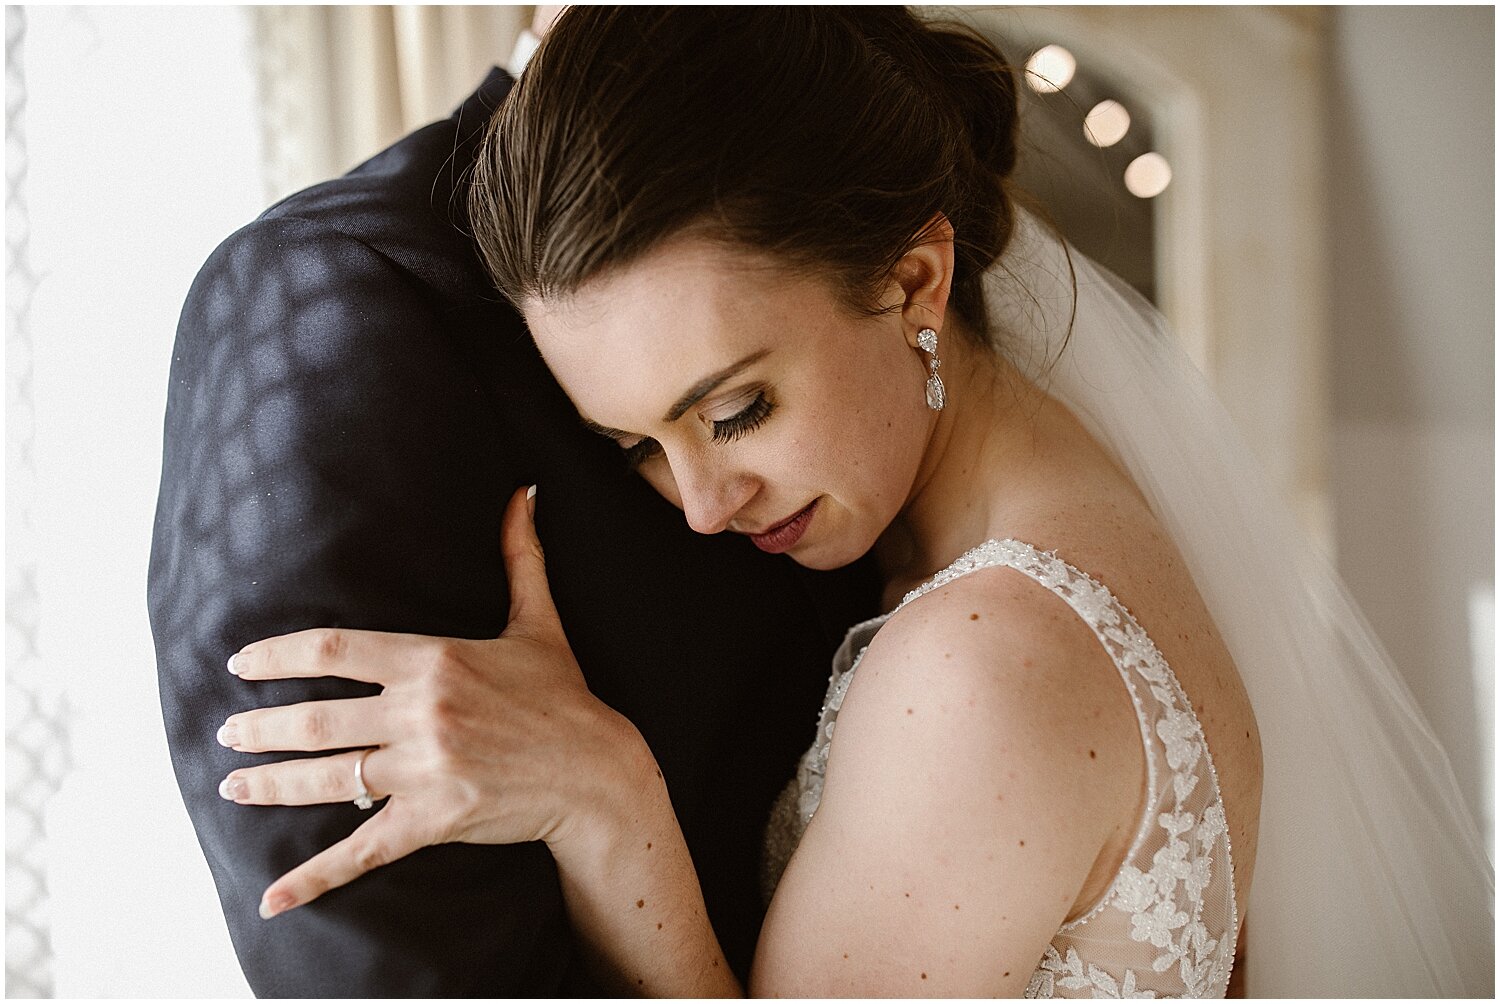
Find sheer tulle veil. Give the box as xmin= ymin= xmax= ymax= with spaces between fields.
xmin=983 ymin=208 xmax=1493 ymax=995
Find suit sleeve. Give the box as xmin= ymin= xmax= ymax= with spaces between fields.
xmin=148 ymin=216 xmax=581 ymax=996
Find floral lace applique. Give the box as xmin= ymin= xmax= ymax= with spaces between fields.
xmin=1028 ymin=945 xmax=1158 ymax=999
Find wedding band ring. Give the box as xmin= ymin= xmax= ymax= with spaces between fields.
xmin=352 ymin=749 xmax=374 ymax=810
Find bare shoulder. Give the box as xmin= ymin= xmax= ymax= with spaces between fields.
xmin=837 ymin=560 xmax=1145 ymax=806
xmin=869 ymin=545 xmax=1119 ymax=684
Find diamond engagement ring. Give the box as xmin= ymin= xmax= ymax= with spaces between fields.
xmin=352 ymin=749 xmax=375 ymax=810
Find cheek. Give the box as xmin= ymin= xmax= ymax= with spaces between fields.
xmin=797 ymin=355 xmax=932 ymax=505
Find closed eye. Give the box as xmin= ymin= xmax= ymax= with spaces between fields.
xmin=622 ymin=437 xmax=662 ymax=469
xmin=614 ymin=392 xmax=775 ymax=470
xmin=709 ymin=392 xmax=773 ymax=445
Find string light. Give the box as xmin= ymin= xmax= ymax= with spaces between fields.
xmin=1124 ymin=152 xmax=1172 ymax=198
xmin=1084 ymin=99 xmax=1131 ymax=148
xmin=1025 ymin=44 xmax=1076 ymax=93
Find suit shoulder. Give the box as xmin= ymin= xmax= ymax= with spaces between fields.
xmin=194 ymin=214 xmax=411 ymax=289
xmin=178 ymin=215 xmax=452 ymax=365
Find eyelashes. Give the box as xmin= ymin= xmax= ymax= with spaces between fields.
xmin=621 ymin=392 xmax=775 ymax=470
xmin=622 ymin=438 xmax=662 ymax=469
xmin=710 ymin=392 xmax=773 ymax=445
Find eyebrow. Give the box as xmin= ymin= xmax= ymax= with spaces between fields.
xmin=579 ymin=348 xmax=771 ymax=439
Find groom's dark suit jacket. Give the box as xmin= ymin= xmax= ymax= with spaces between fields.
xmin=149 ymin=68 xmax=877 ymax=997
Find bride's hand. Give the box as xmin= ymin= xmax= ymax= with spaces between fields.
xmin=217 ymin=484 xmax=655 ymax=919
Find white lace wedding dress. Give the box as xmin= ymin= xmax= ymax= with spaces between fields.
xmin=761 ymin=538 xmax=1238 ymax=999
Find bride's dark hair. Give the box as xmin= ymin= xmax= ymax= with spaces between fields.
xmin=469 ymin=6 xmax=1027 ymax=343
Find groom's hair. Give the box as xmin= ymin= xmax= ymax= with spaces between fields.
xmin=469 ymin=6 xmax=1029 ymax=345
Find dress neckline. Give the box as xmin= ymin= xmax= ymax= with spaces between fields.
xmin=849 ymin=537 xmax=1032 ymax=639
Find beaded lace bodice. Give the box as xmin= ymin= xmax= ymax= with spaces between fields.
xmin=761 ymin=539 xmax=1238 ymax=998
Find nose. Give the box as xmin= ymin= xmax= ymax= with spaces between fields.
xmin=670 ymin=451 xmax=758 ymax=536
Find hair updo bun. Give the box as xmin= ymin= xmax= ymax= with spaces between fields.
xmin=470 ymin=6 xmax=1025 ymax=342
xmin=832 ymin=7 xmax=1021 ymax=178
xmin=916 ymin=21 xmax=1023 ymax=179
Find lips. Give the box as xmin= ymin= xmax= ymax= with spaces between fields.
xmin=748 ymin=498 xmax=820 ymax=554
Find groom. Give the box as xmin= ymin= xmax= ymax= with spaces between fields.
xmin=147 ymin=55 xmax=877 ymax=997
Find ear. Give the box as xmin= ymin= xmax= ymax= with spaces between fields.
xmin=886 ymin=213 xmax=957 ymax=350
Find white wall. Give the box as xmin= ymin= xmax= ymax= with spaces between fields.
xmin=23 ymin=5 xmax=262 ymax=995
xmin=1323 ymin=7 xmax=1495 ymax=856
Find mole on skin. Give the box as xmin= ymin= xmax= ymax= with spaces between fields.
xmin=636 ymin=899 xmax=645 ymax=908
xmin=970 ymin=613 xmax=980 ymax=620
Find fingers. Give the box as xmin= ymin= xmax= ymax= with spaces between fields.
xmin=218 ymin=696 xmax=390 ymax=753
xmin=500 ymin=483 xmax=563 ymax=640
xmin=220 ymin=748 xmax=403 ymax=808
xmin=258 ymin=808 xmax=430 ymax=919
xmin=229 ymin=626 xmax=438 ymax=685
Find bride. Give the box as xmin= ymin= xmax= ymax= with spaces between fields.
xmin=213 ymin=8 xmax=1492 ymax=996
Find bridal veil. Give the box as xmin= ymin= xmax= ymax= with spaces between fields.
xmin=984 ymin=208 xmax=1494 ymax=996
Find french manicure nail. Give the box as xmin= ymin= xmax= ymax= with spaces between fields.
xmin=526 ymin=483 xmax=537 ymax=518
xmin=218 ymin=776 xmax=247 ymax=800
xmin=227 ymin=653 xmax=241 ymax=675
xmin=217 ymin=721 xmax=239 ymax=748
xmin=259 ymin=892 xmax=291 ymax=920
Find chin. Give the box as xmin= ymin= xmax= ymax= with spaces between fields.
xmin=787 ymin=528 xmax=877 ymax=572
xmin=788 ymin=551 xmax=847 ymax=571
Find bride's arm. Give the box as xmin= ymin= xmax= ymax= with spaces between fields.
xmin=548 ymin=563 xmax=1137 ymax=997
xmin=750 ymin=566 xmax=1142 ymax=996
xmin=536 ymin=561 xmax=1134 ymax=997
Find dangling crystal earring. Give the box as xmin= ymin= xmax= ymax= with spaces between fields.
xmin=916 ymin=327 xmax=945 ymax=411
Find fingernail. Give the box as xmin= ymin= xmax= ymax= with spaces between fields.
xmin=218 ymin=776 xmax=247 ymax=801
xmin=227 ymin=653 xmax=242 ymax=675
xmin=217 ymin=721 xmax=239 ymax=748
xmin=526 ymin=483 xmax=537 ymax=518
xmin=259 ymin=892 xmax=291 ymax=920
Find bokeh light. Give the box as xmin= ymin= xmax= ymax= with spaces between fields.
xmin=1025 ymin=45 xmax=1076 ymax=94
xmin=1084 ymin=99 xmax=1131 ymax=148
xmin=1124 ymin=152 xmax=1173 ymax=198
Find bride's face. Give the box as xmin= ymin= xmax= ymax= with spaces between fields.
xmin=524 ymin=234 xmax=940 ymax=570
